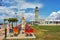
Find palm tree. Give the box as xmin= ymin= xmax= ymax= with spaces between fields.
xmin=8 ymin=18 xmax=18 ymax=28
xmin=9 ymin=21 xmax=10 ymax=27
xmin=8 ymin=18 xmax=14 ymax=28
xmin=4 ymin=19 xmax=7 ymax=24
xmin=8 ymin=18 xmax=10 ymax=27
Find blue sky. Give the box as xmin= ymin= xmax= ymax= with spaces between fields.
xmin=0 ymin=0 xmax=60 ymax=23
xmin=25 ymin=0 xmax=60 ymax=17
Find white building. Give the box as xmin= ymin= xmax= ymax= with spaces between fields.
xmin=45 ymin=20 xmax=60 ymax=24
xmin=30 ymin=6 xmax=60 ymax=25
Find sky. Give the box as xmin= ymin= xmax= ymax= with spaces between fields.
xmin=0 ymin=0 xmax=60 ymax=23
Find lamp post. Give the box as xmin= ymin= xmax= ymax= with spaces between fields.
xmin=5 ymin=26 xmax=7 ymax=39
xmin=4 ymin=19 xmax=7 ymax=39
xmin=15 ymin=13 xmax=17 ymax=26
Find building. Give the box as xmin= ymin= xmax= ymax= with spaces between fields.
xmin=45 ymin=20 xmax=60 ymax=24
xmin=30 ymin=6 xmax=60 ymax=25
xmin=39 ymin=18 xmax=45 ymax=24
xmin=35 ymin=6 xmax=39 ymax=22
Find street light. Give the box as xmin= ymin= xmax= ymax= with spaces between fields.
xmin=3 ymin=19 xmax=7 ymax=39
xmin=15 ymin=13 xmax=17 ymax=26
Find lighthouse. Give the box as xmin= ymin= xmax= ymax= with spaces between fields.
xmin=35 ymin=6 xmax=39 ymax=22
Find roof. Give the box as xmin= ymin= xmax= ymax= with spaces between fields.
xmin=45 ymin=20 xmax=60 ymax=21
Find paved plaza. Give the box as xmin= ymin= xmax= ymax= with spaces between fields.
xmin=6 ymin=33 xmax=36 ymax=39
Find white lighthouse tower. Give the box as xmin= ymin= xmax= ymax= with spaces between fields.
xmin=35 ymin=6 xmax=39 ymax=22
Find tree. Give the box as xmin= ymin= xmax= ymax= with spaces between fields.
xmin=14 ymin=18 xmax=18 ymax=27
xmin=8 ymin=21 xmax=10 ymax=27
xmin=4 ymin=19 xmax=7 ymax=24
xmin=8 ymin=18 xmax=18 ymax=28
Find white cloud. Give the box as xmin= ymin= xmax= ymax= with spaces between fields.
xmin=57 ymin=10 xmax=60 ymax=13
xmin=0 ymin=0 xmax=43 ymax=23
xmin=0 ymin=6 xmax=35 ymax=22
xmin=47 ymin=10 xmax=60 ymax=20
xmin=20 ymin=3 xmax=43 ymax=9
xmin=19 ymin=0 xmax=43 ymax=9
xmin=3 ymin=0 xmax=43 ymax=9
xmin=16 ymin=12 xmax=35 ymax=21
xmin=24 ymin=13 xmax=35 ymax=21
xmin=0 ymin=6 xmax=16 ymax=19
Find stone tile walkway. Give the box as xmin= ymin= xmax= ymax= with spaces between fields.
xmin=6 ymin=33 xmax=36 ymax=39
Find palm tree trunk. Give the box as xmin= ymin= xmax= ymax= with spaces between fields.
xmin=9 ymin=22 xmax=10 ymax=27
xmin=12 ymin=22 xmax=13 ymax=28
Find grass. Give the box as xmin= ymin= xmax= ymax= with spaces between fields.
xmin=4 ymin=24 xmax=60 ymax=40
xmin=31 ymin=24 xmax=60 ymax=40
xmin=38 ymin=25 xmax=60 ymax=32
